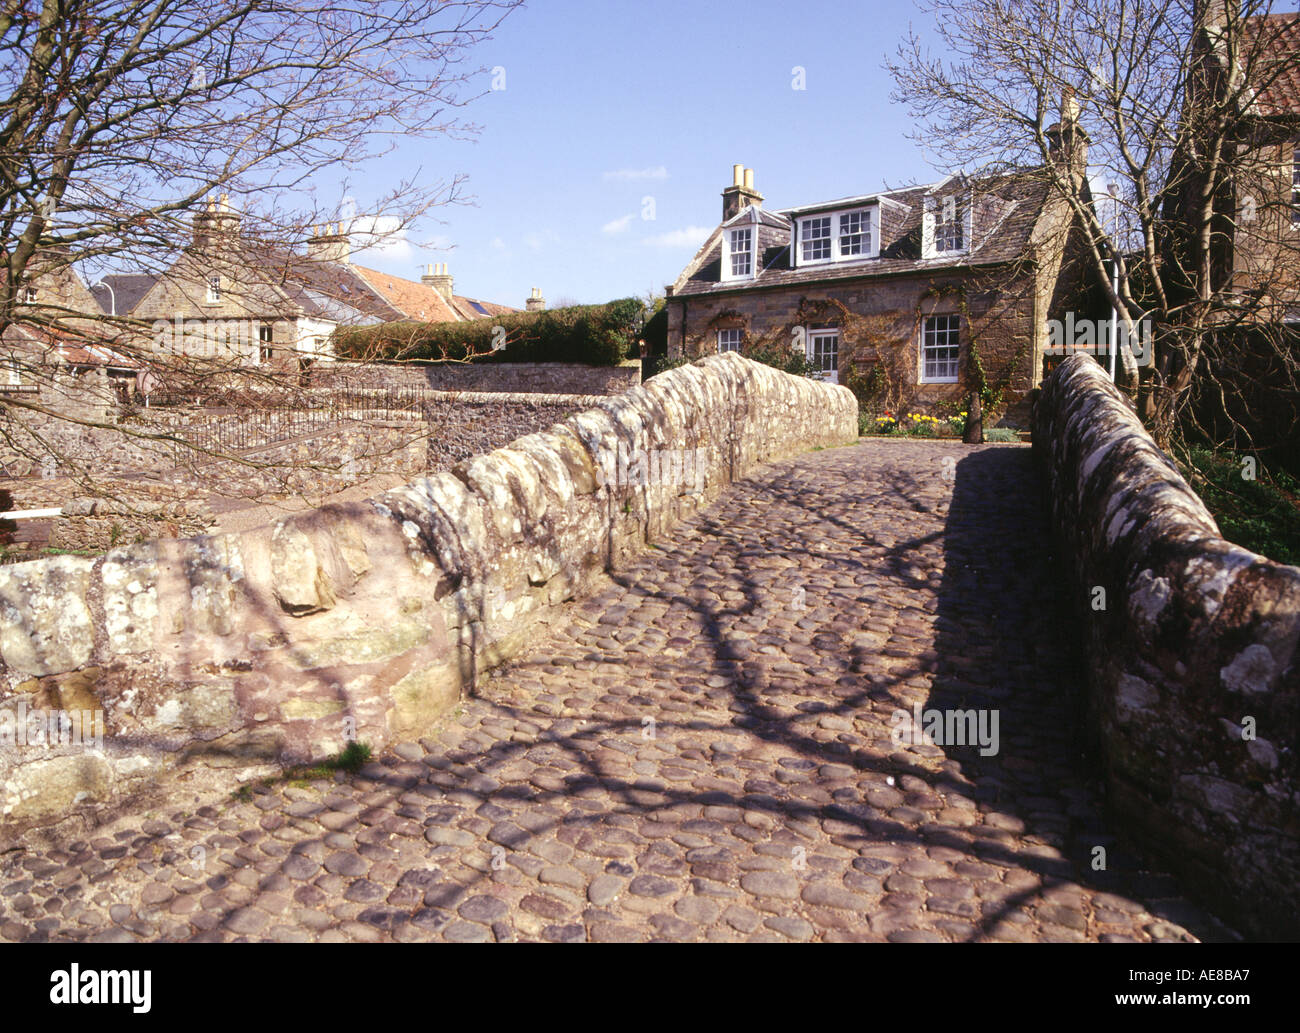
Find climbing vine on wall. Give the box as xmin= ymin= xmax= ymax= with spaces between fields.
xmin=916 ymin=283 xmax=1025 ymax=419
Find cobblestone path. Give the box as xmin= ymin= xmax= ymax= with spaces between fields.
xmin=0 ymin=441 xmax=1236 ymax=943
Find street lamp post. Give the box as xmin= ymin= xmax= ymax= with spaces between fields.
xmin=90 ymin=280 xmax=116 ymax=316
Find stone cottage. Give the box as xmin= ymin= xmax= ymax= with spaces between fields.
xmin=2 ymin=253 xmax=142 ymax=416
xmin=664 ymin=124 xmax=1097 ymax=424
xmin=127 ymin=197 xmax=518 ymax=373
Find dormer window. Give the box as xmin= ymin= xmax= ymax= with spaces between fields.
xmin=838 ymin=211 xmax=871 ymax=256
xmin=936 ymin=196 xmax=965 ymax=252
xmin=794 ymin=208 xmax=876 ymax=266
xmin=924 ymin=187 xmax=973 ymax=258
xmin=721 ymin=225 xmax=757 ymax=282
xmin=730 ymin=228 xmax=752 ymax=276
xmin=802 ymin=217 xmax=831 ymax=261
xmin=206 ymin=274 xmax=221 ymax=303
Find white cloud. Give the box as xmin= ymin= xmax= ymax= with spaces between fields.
xmin=642 ymin=225 xmax=712 ymax=249
xmin=601 ymin=213 xmax=635 ymax=234
xmin=603 ymin=166 xmax=669 ymax=182
xmin=346 ymin=214 xmax=414 ymax=262
xmin=523 ymin=229 xmax=561 ymax=252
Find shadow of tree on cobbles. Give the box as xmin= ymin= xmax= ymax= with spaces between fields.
xmin=0 ymin=441 xmax=1239 ymax=943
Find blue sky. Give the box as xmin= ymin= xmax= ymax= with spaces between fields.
xmin=352 ymin=0 xmax=944 ymax=307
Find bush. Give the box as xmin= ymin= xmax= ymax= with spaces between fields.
xmin=983 ymin=427 xmax=1021 ymax=442
xmin=335 ymin=298 xmax=643 ymax=367
xmin=742 ymin=341 xmax=824 ymax=379
xmin=643 ymin=354 xmax=690 ymax=380
xmin=1180 ymin=446 xmax=1300 ymax=566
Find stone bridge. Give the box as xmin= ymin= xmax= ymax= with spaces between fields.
xmin=0 ymin=354 xmax=1294 ymax=942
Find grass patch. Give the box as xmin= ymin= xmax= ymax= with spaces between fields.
xmin=1180 ymin=446 xmax=1300 ymax=566
xmin=229 ymin=741 xmax=373 ymax=801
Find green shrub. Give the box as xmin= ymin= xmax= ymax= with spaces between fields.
xmin=742 ymin=341 xmax=823 ymax=379
xmin=644 ymin=354 xmax=690 ymax=379
xmin=983 ymin=427 xmax=1021 ymax=442
xmin=1180 ymin=446 xmax=1300 ymax=566
xmin=335 ymin=298 xmax=643 ymax=367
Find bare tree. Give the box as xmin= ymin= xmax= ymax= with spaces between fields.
xmin=888 ymin=0 xmax=1300 ymax=449
xmin=0 ymin=0 xmax=522 ymax=549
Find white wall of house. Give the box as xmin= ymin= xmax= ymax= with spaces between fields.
xmin=295 ymin=317 xmax=337 ymax=362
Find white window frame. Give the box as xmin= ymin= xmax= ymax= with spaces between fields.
xmin=923 ymin=191 xmax=973 ymax=258
xmin=722 ymin=226 xmax=755 ymax=282
xmin=799 ymin=215 xmax=833 ymax=264
xmin=205 ymin=273 xmax=222 ymax=303
xmin=920 ymin=314 xmax=961 ymax=384
xmin=5 ymin=359 xmax=21 ymax=386
xmin=717 ymin=327 xmax=743 ymax=353
xmin=806 ymin=328 xmax=840 ymax=385
xmin=258 ymin=323 xmax=274 ymax=363
xmin=794 ymin=207 xmax=877 ymax=267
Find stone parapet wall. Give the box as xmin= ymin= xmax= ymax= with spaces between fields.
xmin=1033 ymin=354 xmax=1300 ymax=940
xmin=312 ymin=361 xmax=643 ymax=396
xmin=0 ymin=354 xmax=856 ymax=841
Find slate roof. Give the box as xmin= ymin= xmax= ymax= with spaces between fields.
xmin=90 ymin=273 xmax=157 ymax=315
xmin=1243 ymin=14 xmax=1300 ymax=119
xmin=671 ymin=171 xmax=1054 ymax=298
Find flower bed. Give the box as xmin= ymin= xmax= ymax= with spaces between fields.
xmin=862 ymin=410 xmax=968 ymax=438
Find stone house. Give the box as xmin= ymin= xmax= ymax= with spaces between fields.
xmin=2 ymin=254 xmax=142 ymax=413
xmin=126 ymin=197 xmax=518 ymax=373
xmin=664 ymin=132 xmax=1097 ymax=424
xmin=1153 ymin=9 xmax=1300 ymax=464
xmin=1184 ymin=10 xmax=1300 ymax=320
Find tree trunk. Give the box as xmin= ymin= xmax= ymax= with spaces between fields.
xmin=963 ymin=391 xmax=984 ymax=444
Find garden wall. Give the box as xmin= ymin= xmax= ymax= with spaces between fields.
xmin=313 ymin=360 xmax=642 ymax=396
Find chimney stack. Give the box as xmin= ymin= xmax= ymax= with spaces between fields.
xmin=192 ymin=192 xmax=241 ymax=249
xmin=525 ymin=286 xmax=546 ymax=312
xmin=722 ymin=165 xmax=763 ymax=221
xmin=1047 ymin=88 xmax=1089 ymax=185
xmin=306 ymin=221 xmax=349 ymax=264
xmin=421 ymin=262 xmax=454 ymax=301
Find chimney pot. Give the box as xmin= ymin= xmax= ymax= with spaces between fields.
xmin=306 ymin=221 xmax=349 ymax=263
xmin=422 ymin=262 xmax=454 ymax=301
xmin=721 ymin=163 xmax=764 ymax=221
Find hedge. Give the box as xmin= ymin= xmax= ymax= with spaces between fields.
xmin=334 ymin=298 xmax=642 ymax=367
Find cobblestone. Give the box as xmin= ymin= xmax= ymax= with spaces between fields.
xmin=0 ymin=442 xmax=1236 ymax=942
